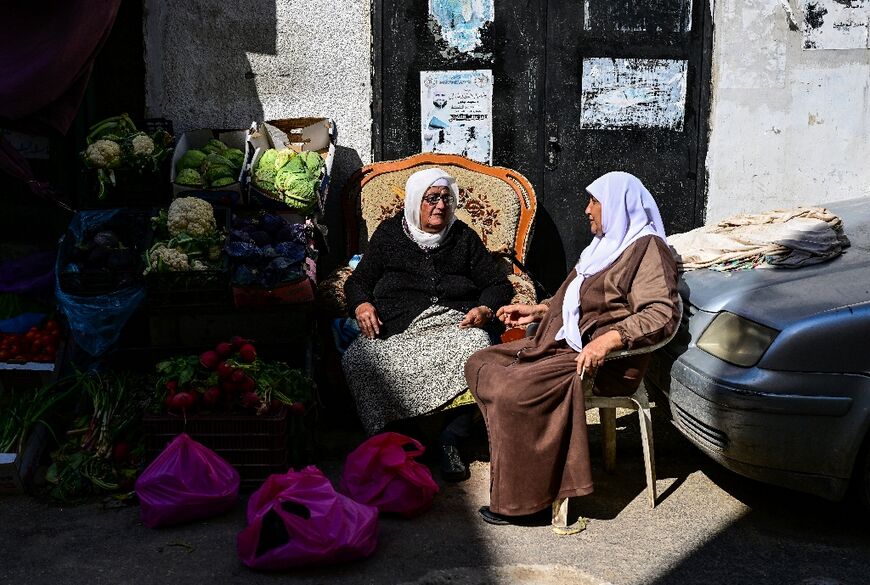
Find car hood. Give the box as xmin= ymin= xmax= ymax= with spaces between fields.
xmin=678 ymin=197 xmax=870 ymax=330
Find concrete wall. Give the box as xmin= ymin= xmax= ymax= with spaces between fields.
xmin=144 ymin=1 xmax=371 ymax=251
xmin=705 ymin=0 xmax=870 ymax=222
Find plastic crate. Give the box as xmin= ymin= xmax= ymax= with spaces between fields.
xmin=142 ymin=408 xmax=289 ymax=487
xmin=145 ymin=257 xmax=231 ymax=308
xmin=231 ymin=277 xmax=315 ymax=308
xmin=145 ymin=206 xmax=232 ymax=308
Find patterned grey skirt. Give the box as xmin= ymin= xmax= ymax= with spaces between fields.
xmin=341 ymin=305 xmax=491 ymax=435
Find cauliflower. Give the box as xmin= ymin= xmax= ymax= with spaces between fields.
xmin=147 ymin=244 xmax=189 ymax=272
xmin=131 ymin=134 xmax=155 ymax=157
xmin=84 ymin=139 xmax=122 ymax=169
xmin=167 ymin=197 xmax=216 ymax=238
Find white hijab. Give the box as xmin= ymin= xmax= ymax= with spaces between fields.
xmin=555 ymin=171 xmax=667 ymax=352
xmin=403 ymin=168 xmax=459 ymax=248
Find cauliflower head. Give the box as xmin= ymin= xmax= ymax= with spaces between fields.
xmin=131 ymin=134 xmax=155 ymax=157
xmin=84 ymin=140 xmax=122 ymax=169
xmin=167 ymin=197 xmax=216 ymax=238
xmin=147 ymin=244 xmax=190 ymax=272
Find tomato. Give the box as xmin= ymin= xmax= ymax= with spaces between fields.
xmin=45 ymin=319 xmax=59 ymax=332
xmin=31 ymin=339 xmax=43 ymax=353
xmin=0 ymin=350 xmax=9 ymax=361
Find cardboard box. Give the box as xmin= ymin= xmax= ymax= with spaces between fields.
xmin=246 ymin=118 xmax=336 ymax=213
xmin=0 ymin=424 xmax=50 ymax=495
xmin=170 ymin=128 xmax=250 ymax=199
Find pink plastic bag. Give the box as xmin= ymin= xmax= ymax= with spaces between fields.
xmin=135 ymin=433 xmax=240 ymax=528
xmin=340 ymin=432 xmax=439 ymax=518
xmin=237 ymin=466 xmax=378 ymax=570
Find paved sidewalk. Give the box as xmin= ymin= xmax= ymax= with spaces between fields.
xmin=2 ymin=403 xmax=868 ymax=585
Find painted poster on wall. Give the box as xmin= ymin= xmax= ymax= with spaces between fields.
xmin=580 ymin=58 xmax=688 ymax=131
xmin=420 ymin=69 xmax=493 ymax=164
xmin=803 ymin=0 xmax=869 ymax=50
xmin=429 ymin=0 xmax=495 ymax=54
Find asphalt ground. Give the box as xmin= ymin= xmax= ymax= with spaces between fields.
xmin=2 ymin=395 xmax=869 ymax=585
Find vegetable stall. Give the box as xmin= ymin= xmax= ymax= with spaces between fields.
xmin=1 ymin=115 xmax=334 ymax=499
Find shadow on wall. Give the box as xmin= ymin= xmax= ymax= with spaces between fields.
xmin=525 ymin=204 xmax=568 ymax=297
xmin=150 ymin=0 xmax=277 ymax=133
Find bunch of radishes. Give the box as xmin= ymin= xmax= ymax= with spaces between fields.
xmin=157 ymin=336 xmax=308 ymax=416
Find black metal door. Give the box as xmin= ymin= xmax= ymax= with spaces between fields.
xmin=535 ymin=0 xmax=711 ymax=291
xmin=372 ymin=1 xmax=711 ymax=292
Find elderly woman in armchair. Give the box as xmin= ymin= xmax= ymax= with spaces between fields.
xmin=342 ymin=167 xmax=513 ymax=481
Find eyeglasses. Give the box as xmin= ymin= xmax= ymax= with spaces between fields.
xmin=422 ymin=192 xmax=453 ymax=205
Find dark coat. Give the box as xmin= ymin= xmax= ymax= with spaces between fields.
xmin=344 ymin=213 xmax=513 ymax=338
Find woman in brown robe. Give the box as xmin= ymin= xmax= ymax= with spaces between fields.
xmin=465 ymin=171 xmax=680 ymax=524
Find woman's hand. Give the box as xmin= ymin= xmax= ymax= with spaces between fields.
xmin=575 ymin=330 xmax=624 ymax=378
xmin=354 ymin=302 xmax=382 ymax=339
xmin=496 ymin=303 xmax=548 ymax=327
xmin=459 ymin=305 xmax=493 ymax=329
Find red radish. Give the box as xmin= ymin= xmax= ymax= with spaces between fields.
xmin=220 ymin=380 xmax=238 ymax=394
xmin=165 ymin=380 xmax=178 ymax=392
xmin=217 ymin=361 xmax=233 ymax=379
xmin=240 ymin=391 xmax=260 ymax=409
xmin=238 ymin=343 xmax=257 ymax=363
xmin=171 ymin=391 xmax=195 ymax=411
xmin=203 ymin=386 xmax=222 ymax=407
xmin=215 ymin=342 xmax=233 ymax=358
xmin=230 ymin=335 xmax=248 ymax=350
xmin=199 ymin=350 xmax=220 ymax=370
xmin=240 ymin=375 xmax=256 ymax=393
xmin=231 ymin=369 xmax=246 ymax=383
xmin=164 ymin=391 xmax=176 ymax=409
xmin=290 ymin=402 xmax=306 ymax=416
xmin=112 ymin=442 xmax=130 ymax=463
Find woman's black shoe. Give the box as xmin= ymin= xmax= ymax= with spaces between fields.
xmin=478 ymin=506 xmax=511 ymax=525
xmin=439 ymin=443 xmax=470 ymax=482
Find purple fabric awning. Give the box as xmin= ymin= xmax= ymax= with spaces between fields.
xmin=0 ymin=0 xmax=121 ymax=192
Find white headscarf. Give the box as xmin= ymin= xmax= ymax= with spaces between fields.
xmin=555 ymin=171 xmax=667 ymax=352
xmin=403 ymin=168 xmax=459 ymax=248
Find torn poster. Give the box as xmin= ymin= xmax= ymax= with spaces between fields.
xmin=420 ymin=70 xmax=493 ymax=164
xmin=580 ymin=58 xmax=688 ymax=131
xmin=429 ymin=0 xmax=494 ymax=53
xmin=803 ymin=0 xmax=869 ymax=50
xmin=583 ymin=0 xmax=693 ymax=33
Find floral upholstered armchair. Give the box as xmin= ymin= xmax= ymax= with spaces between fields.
xmin=317 ymin=153 xmax=538 ymax=317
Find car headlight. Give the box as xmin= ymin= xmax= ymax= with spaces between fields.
xmin=696 ymin=312 xmax=779 ymax=367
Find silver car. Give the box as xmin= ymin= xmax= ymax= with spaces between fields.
xmin=645 ymin=197 xmax=870 ymax=508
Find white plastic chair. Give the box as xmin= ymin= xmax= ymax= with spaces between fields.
xmin=551 ymin=296 xmax=683 ymax=535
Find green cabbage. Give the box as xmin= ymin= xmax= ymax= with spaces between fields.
xmin=224 ymin=148 xmax=245 ymax=170
xmin=201 ymin=153 xmax=235 ymax=186
xmin=176 ymin=149 xmax=206 ymax=172
xmin=254 ymin=165 xmax=278 ymax=192
xmin=274 ymin=149 xmax=296 ymax=170
xmin=201 ymin=138 xmax=228 ymax=155
xmin=175 ymin=168 xmax=204 ymax=186
xmin=210 ymin=176 xmax=236 ymax=188
xmin=302 ymin=151 xmax=324 ymax=176
xmin=257 ymin=149 xmax=278 ymax=171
